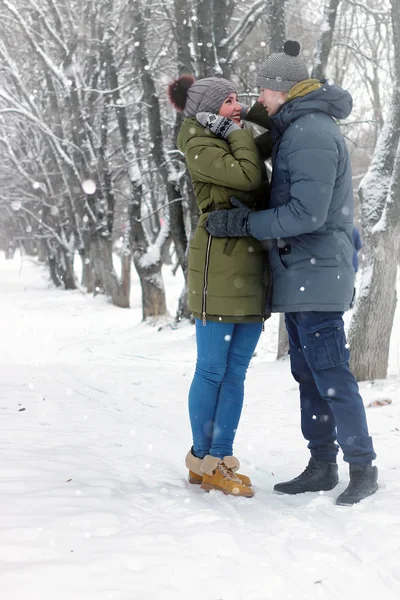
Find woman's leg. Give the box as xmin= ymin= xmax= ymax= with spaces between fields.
xmin=188 ymin=319 xmax=234 ymax=458
xmin=209 ymin=322 xmax=262 ymax=458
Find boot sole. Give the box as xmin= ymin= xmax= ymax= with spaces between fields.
xmin=188 ymin=476 xmax=202 ymax=485
xmin=336 ymin=483 xmax=378 ymax=506
xmin=201 ymin=482 xmax=254 ymax=498
xmin=274 ymin=479 xmax=339 ymax=495
xmin=189 ymin=475 xmax=252 ymax=486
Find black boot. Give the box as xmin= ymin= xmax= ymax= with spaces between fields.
xmin=274 ymin=457 xmax=339 ymax=495
xmin=336 ymin=463 xmax=378 ymax=506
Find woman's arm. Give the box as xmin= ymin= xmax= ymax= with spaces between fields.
xmin=185 ymin=130 xmax=263 ymax=192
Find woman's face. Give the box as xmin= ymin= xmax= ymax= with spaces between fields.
xmin=218 ymin=93 xmax=242 ymax=124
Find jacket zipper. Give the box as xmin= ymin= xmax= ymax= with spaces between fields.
xmin=202 ymin=233 xmax=212 ymax=325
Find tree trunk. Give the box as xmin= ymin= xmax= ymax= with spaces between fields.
xmin=311 ymin=0 xmax=341 ymax=80
xmin=173 ymin=0 xmax=194 ymax=75
xmin=22 ymin=238 xmax=37 ymax=256
xmin=213 ymin=0 xmax=234 ymax=79
xmin=38 ymin=240 xmax=47 ymax=263
xmin=116 ymin=250 xmax=131 ymax=309
xmin=277 ymin=313 xmax=289 ymax=359
xmin=79 ymin=231 xmax=94 ymax=292
xmin=133 ymin=1 xmax=188 ymax=277
xmin=266 ymin=0 xmax=286 ymax=53
xmin=349 ymin=233 xmax=398 ymax=380
xmin=348 ymin=0 xmax=400 ymax=380
xmin=196 ymin=0 xmax=219 ymax=77
xmin=5 ymin=246 xmax=15 ymax=260
xmin=133 ymin=250 xmax=167 ymax=320
xmin=91 ymin=236 xmax=126 ymax=306
xmin=48 ymin=256 xmax=62 ymax=287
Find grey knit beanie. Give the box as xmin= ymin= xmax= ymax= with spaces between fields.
xmin=183 ymin=77 xmax=237 ymax=117
xmin=257 ymin=41 xmax=309 ymax=93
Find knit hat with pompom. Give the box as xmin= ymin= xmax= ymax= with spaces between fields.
xmin=257 ymin=41 xmax=309 ymax=92
xmin=168 ymin=75 xmax=237 ymax=118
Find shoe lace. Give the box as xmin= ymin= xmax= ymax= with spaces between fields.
xmin=217 ymin=460 xmax=242 ymax=483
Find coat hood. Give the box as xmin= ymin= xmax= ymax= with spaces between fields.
xmin=272 ymin=82 xmax=353 ymax=132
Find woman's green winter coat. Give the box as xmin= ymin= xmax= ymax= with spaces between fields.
xmin=177 ymin=113 xmax=272 ymax=324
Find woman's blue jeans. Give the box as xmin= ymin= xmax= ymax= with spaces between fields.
xmin=188 ymin=319 xmax=262 ymax=459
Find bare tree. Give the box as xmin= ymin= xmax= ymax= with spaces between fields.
xmin=311 ymin=0 xmax=341 ymax=79
xmin=348 ymin=0 xmax=400 ymax=380
xmin=266 ymin=0 xmax=286 ymax=53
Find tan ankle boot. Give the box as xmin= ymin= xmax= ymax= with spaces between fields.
xmin=185 ymin=451 xmax=204 ymax=484
xmin=222 ymin=456 xmax=252 ymax=487
xmin=200 ymin=456 xmax=254 ymax=498
xmin=185 ymin=451 xmax=252 ymax=487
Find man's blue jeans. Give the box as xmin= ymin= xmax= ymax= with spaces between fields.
xmin=285 ymin=311 xmax=376 ymax=464
xmin=189 ymin=319 xmax=262 ymax=459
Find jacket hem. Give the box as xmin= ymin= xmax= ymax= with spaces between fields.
xmin=191 ymin=311 xmax=269 ymax=324
xmin=271 ymin=303 xmax=350 ymax=313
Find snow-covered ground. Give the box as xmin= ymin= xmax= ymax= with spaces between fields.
xmin=1 ymin=253 xmax=400 ymax=600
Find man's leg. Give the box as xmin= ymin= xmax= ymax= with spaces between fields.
xmin=273 ymin=314 xmax=339 ymax=495
xmin=293 ymin=311 xmax=376 ymax=465
xmin=285 ymin=313 xmax=338 ymax=462
xmin=293 ymin=311 xmax=378 ymax=505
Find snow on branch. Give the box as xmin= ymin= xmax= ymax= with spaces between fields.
xmin=220 ymin=0 xmax=266 ymax=48
xmin=344 ymin=0 xmax=390 ymax=18
xmin=359 ymin=91 xmax=400 ymax=225
xmin=2 ymin=0 xmax=72 ymax=90
xmin=25 ymin=0 xmax=69 ymax=56
xmin=0 ymin=93 xmax=81 ymax=183
xmin=19 ymin=205 xmax=68 ymax=249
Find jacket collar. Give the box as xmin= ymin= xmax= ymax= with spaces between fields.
xmin=271 ymin=81 xmax=353 ymax=135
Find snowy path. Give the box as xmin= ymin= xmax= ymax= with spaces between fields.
xmin=1 ymin=255 xmax=400 ymax=600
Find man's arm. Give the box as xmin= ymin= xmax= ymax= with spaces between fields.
xmin=244 ymin=101 xmax=274 ymax=130
xmin=248 ymin=129 xmax=339 ymax=240
xmin=244 ymin=102 xmax=274 ymax=160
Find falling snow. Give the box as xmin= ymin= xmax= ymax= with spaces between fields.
xmin=0 ymin=255 xmax=400 ymax=600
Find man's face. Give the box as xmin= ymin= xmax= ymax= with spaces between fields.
xmin=258 ymin=88 xmax=288 ymax=116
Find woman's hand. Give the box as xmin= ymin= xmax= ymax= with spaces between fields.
xmin=196 ymin=112 xmax=241 ymax=139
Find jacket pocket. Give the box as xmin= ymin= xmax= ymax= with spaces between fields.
xmin=307 ymin=324 xmax=350 ymax=370
xmin=278 ymin=244 xmax=292 ymax=269
xmin=269 ymin=246 xmax=288 ymax=272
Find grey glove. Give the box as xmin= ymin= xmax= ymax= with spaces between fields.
xmin=206 ymin=197 xmax=252 ymax=238
xmin=196 ymin=112 xmax=241 ymax=139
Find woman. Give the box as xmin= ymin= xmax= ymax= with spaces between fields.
xmin=168 ymin=75 xmax=272 ymax=497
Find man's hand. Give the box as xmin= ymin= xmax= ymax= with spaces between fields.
xmin=238 ymin=103 xmax=250 ymax=120
xmin=205 ymin=197 xmax=252 ymax=238
xmin=196 ymin=112 xmax=241 ymax=139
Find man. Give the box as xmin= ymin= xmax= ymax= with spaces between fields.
xmin=205 ymin=40 xmax=378 ymax=505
